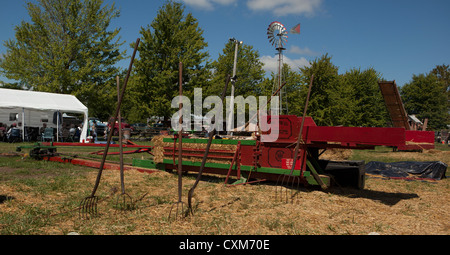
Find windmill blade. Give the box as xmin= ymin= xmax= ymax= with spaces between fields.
xmin=267 ymin=21 xmax=288 ymax=48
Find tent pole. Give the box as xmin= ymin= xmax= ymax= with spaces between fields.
xmin=57 ymin=111 xmax=59 ymax=142
xmin=22 ymin=108 xmax=25 ymax=141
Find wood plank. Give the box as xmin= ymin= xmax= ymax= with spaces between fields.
xmin=378 ymin=81 xmax=410 ymax=130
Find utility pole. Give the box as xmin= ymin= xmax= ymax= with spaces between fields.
xmin=227 ymin=38 xmax=242 ymax=136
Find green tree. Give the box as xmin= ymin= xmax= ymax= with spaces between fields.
xmin=0 ymin=80 xmax=26 ymax=90
xmin=208 ymin=40 xmax=265 ymax=127
xmin=431 ymin=64 xmax=450 ymax=92
xmin=0 ymin=0 xmax=125 ymax=119
xmin=208 ymin=41 xmax=265 ymax=97
xmin=298 ymin=55 xmax=389 ymax=127
xmin=131 ymin=1 xmax=210 ymax=122
xmin=431 ymin=64 xmax=450 ymax=125
xmin=262 ymin=63 xmax=303 ymax=116
xmin=299 ymin=54 xmax=339 ymax=126
xmin=334 ymin=68 xmax=389 ymax=127
xmin=283 ymin=64 xmax=305 ymax=117
xmin=401 ymin=71 xmax=448 ymax=130
xmin=327 ymin=71 xmax=357 ymax=127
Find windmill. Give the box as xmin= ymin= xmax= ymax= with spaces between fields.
xmin=267 ymin=22 xmax=300 ymax=115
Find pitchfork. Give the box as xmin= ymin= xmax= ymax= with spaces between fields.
xmin=275 ymin=75 xmax=314 ymax=203
xmin=79 ymin=38 xmax=140 ymax=218
xmin=168 ymin=62 xmax=187 ymax=221
xmin=114 ymin=76 xmax=135 ymax=212
xmin=186 ymin=75 xmax=231 ymax=217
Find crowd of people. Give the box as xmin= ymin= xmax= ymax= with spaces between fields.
xmin=0 ymin=122 xmax=82 ymax=143
xmin=0 ymin=122 xmax=23 ymax=142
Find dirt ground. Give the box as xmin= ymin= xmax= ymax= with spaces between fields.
xmin=0 ymin=152 xmax=448 ymax=235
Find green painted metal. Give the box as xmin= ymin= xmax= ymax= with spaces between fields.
xmin=131 ymin=158 xmax=333 ymax=187
xmin=306 ymin=160 xmax=330 ymax=189
xmin=231 ymin=177 xmax=248 ymax=185
xmin=133 ymin=158 xmax=312 ymax=178
xmin=161 ymin=159 xmax=310 ymax=177
xmin=307 ymin=155 xmax=326 ymax=174
xmin=132 ymin=159 xmax=165 ymax=170
xmin=304 ymin=174 xmax=330 ymax=187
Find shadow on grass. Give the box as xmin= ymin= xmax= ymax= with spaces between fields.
xmin=0 ymin=195 xmax=15 ymax=204
xmin=326 ymin=187 xmax=419 ymax=206
xmin=175 ymin=171 xmax=419 ymax=207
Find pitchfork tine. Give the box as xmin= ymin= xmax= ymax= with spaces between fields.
xmin=169 ymin=201 xmax=186 ymax=221
xmin=115 ymin=193 xmax=135 ymax=211
xmin=79 ymin=196 xmax=98 ymax=218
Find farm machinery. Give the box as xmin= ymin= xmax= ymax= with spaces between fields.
xmin=19 ymin=113 xmax=434 ymax=191
xmin=16 ymin=75 xmax=435 ymax=192
xmin=134 ymin=114 xmax=434 ymax=191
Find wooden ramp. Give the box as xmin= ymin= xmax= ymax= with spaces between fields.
xmin=378 ymin=81 xmax=411 ymax=130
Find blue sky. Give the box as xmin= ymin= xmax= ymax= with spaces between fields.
xmin=1 ymin=0 xmax=449 ymax=87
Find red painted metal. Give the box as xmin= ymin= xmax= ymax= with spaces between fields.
xmin=282 ymin=157 xmax=302 ymax=170
xmin=260 ymin=115 xmax=316 ymax=142
xmin=249 ymin=115 xmax=434 ymax=172
xmin=163 ymin=146 xmax=236 ymax=160
xmin=44 ymin=156 xmax=158 ymax=174
xmin=92 ymin=148 xmax=153 ymax=156
xmin=261 ymin=115 xmax=433 ymax=150
xmin=172 ymin=135 xmax=177 ymax=165
xmin=237 ymin=144 xmax=255 ymax=167
xmin=165 ymin=151 xmax=234 ymax=160
xmin=163 ymin=147 xmax=235 ymax=154
xmin=398 ymin=130 xmax=435 ymax=150
xmin=304 ymin=126 xmax=405 ymax=148
xmin=41 ymin=142 xmax=153 ymax=149
xmin=224 ymin=141 xmax=241 ymax=185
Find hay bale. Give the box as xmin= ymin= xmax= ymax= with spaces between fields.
xmin=320 ymin=148 xmax=353 ymax=161
xmin=151 ymin=135 xmax=237 ymax=164
xmin=151 ymin=135 xmax=173 ymax=163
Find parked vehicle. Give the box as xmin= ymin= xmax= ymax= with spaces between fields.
xmin=88 ymin=117 xmax=107 ymax=137
xmin=108 ymin=117 xmax=134 ymax=136
xmin=131 ymin=123 xmax=150 ymax=135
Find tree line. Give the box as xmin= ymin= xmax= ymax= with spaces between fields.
xmin=0 ymin=0 xmax=448 ymax=130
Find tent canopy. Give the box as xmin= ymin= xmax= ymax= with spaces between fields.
xmin=0 ymin=88 xmax=87 ymax=113
xmin=0 ymin=88 xmax=89 ymax=142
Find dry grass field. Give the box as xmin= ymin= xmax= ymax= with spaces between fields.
xmin=0 ymin=142 xmax=448 ymax=235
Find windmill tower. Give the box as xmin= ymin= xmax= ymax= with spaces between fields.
xmin=267 ymin=21 xmax=289 ymax=115
xmin=267 ymin=22 xmax=300 ymax=115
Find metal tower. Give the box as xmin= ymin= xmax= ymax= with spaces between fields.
xmin=267 ymin=21 xmax=289 ymax=115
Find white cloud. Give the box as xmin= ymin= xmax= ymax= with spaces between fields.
xmin=181 ymin=0 xmax=238 ymax=10
xmin=213 ymin=0 xmax=238 ymax=4
xmin=247 ymin=0 xmax=322 ymax=16
xmin=288 ymin=45 xmax=318 ymax=56
xmin=181 ymin=0 xmax=213 ymax=10
xmin=260 ymin=55 xmax=310 ymax=74
xmin=182 ymin=0 xmax=322 ymax=15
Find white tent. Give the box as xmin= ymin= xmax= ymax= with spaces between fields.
xmin=0 ymin=88 xmax=88 ymax=142
xmin=232 ymin=122 xmax=258 ymax=132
